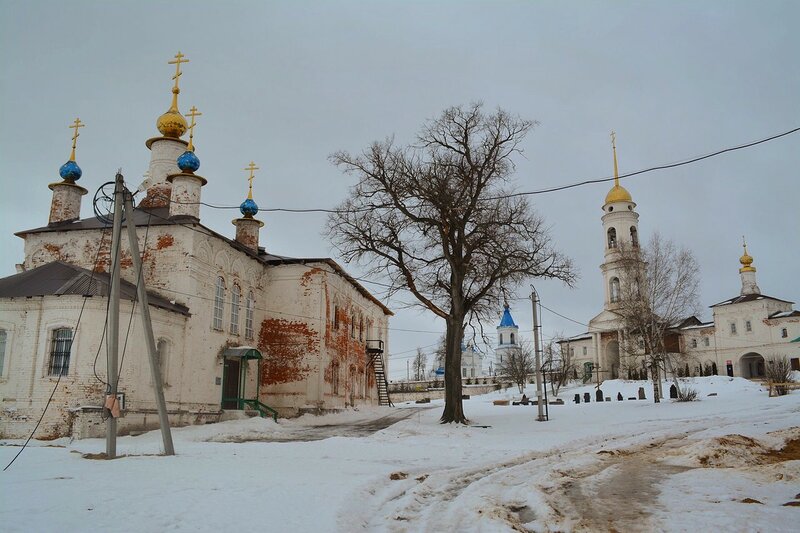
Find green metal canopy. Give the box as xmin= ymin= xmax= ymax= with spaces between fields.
xmin=221 ymin=346 xmax=263 ymax=359
xmin=790 ymin=336 xmax=800 ymax=343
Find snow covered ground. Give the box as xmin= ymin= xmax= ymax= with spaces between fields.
xmin=2 ymin=377 xmax=798 ymax=532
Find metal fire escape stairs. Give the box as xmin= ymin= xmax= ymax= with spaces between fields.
xmin=366 ymin=340 xmax=392 ymax=406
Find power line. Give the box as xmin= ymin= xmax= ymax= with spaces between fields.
xmin=154 ymin=126 xmax=798 ymax=212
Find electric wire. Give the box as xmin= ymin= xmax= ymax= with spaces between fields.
xmin=154 ymin=126 xmax=798 ymax=212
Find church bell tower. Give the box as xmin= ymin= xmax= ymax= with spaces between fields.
xmin=600 ymin=132 xmax=641 ymax=311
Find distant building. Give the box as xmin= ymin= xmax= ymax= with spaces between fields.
xmin=558 ymin=137 xmax=799 ymax=383
xmin=0 ymin=54 xmax=392 ymax=440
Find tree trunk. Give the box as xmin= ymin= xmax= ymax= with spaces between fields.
xmin=440 ymin=317 xmax=467 ymax=424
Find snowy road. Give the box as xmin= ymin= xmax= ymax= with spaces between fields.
xmin=2 ymin=377 xmax=799 ymax=532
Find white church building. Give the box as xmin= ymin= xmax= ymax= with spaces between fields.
xmin=0 ymin=53 xmax=393 ymax=440
xmin=559 ymin=137 xmax=799 ymax=384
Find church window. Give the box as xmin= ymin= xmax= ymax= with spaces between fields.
xmin=782 ymin=328 xmax=788 ymax=338
xmin=630 ymin=226 xmax=638 ymax=247
xmin=582 ymin=346 xmax=587 ymax=356
xmin=0 ymin=329 xmax=6 ymax=375
xmin=230 ymin=284 xmax=241 ymax=335
xmin=245 ymin=290 xmax=255 ymax=340
xmin=691 ymin=338 xmax=697 ymax=348
xmin=510 ymin=333 xmax=515 ymax=345
xmin=608 ymin=206 xmax=614 ymax=212
xmin=351 ymin=313 xmax=356 ymax=338
xmin=333 ymin=305 xmax=340 ymax=330
xmin=212 ymin=277 xmax=225 ymax=330
xmin=607 ymin=228 xmax=617 ymax=249
xmin=359 ymin=315 xmax=364 ymax=341
xmin=745 ymin=320 xmax=752 ymax=332
xmin=730 ymin=322 xmax=737 ymax=334
xmin=462 ymin=368 xmax=467 ymax=377
xmin=499 ymin=334 xmax=503 ymax=345
xmin=471 ymin=368 xmax=475 ymax=378
xmin=48 ymin=327 xmax=73 ymax=376
xmin=570 ymin=347 xmax=575 ymax=356
xmin=704 ymin=337 xmax=710 ymax=347
xmin=610 ymin=277 xmax=621 ymax=302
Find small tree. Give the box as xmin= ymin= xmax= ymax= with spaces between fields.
xmin=765 ymin=356 xmax=794 ymax=395
xmin=616 ymin=233 xmax=701 ymax=402
xmin=412 ymin=348 xmax=427 ymax=381
xmin=495 ymin=344 xmax=535 ymax=394
xmin=327 ymin=103 xmax=575 ymax=423
xmin=544 ymin=337 xmax=576 ymax=396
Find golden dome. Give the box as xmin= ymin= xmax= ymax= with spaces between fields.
xmin=605 ymin=183 xmax=632 ymax=204
xmin=739 ymin=240 xmax=756 ymax=272
xmin=157 ymin=88 xmax=188 ymax=138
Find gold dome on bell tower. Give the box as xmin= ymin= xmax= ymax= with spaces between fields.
xmin=156 ymin=52 xmax=189 ymax=138
xmin=739 ymin=237 xmax=756 ymax=273
xmin=604 ymin=131 xmax=633 ymax=205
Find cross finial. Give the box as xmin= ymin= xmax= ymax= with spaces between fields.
xmin=168 ymin=51 xmax=190 ymax=90
xmin=245 ymin=161 xmax=259 ymax=199
xmin=68 ymin=117 xmax=85 ymax=161
xmin=610 ymin=130 xmax=619 ymax=184
xmin=186 ymin=106 xmax=202 ymax=151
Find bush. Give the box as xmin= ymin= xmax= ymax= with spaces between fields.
xmin=676 ymin=387 xmax=698 ymax=402
xmin=766 ymin=356 xmax=794 ymax=395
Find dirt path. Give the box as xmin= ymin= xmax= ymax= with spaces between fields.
xmin=557 ymin=436 xmax=695 ymax=531
xmin=260 ymin=407 xmax=432 ymax=442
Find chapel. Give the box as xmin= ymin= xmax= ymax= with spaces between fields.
xmin=0 ymin=53 xmax=392 ymax=440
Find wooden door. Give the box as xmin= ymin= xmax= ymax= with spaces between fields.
xmin=222 ymin=358 xmax=241 ymax=409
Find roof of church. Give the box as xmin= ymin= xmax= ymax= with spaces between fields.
xmin=0 ymin=261 xmax=190 ymax=316
xmin=16 ymin=207 xmax=393 ymax=316
xmin=498 ymin=305 xmax=517 ymax=328
xmin=710 ymin=293 xmax=793 ymax=308
xmin=769 ymin=309 xmax=800 ymax=319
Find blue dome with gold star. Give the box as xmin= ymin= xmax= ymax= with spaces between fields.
xmin=240 ymin=198 xmax=258 ymax=217
xmin=177 ymin=150 xmax=200 ymax=173
xmin=59 ymin=160 xmax=82 ymax=182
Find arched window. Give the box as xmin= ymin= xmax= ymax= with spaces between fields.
xmin=212 ymin=276 xmax=225 ymax=330
xmin=510 ymin=333 xmax=515 ymax=345
xmin=499 ymin=333 xmax=503 ymax=345
xmin=630 ymin=226 xmax=639 ymax=247
xmin=333 ymin=304 xmax=340 ymax=330
xmin=230 ymin=284 xmax=241 ymax=335
xmin=49 ymin=327 xmax=73 ymax=376
xmin=245 ymin=290 xmax=255 ymax=340
xmin=359 ymin=315 xmax=364 ymax=341
xmin=331 ymin=361 xmax=340 ymax=395
xmin=351 ymin=313 xmax=356 ymax=338
xmin=610 ymin=277 xmax=621 ymax=303
xmin=607 ymin=228 xmax=617 ymax=249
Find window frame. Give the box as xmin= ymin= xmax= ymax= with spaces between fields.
xmin=212 ymin=276 xmax=226 ymax=331
xmin=230 ymin=283 xmax=241 ymax=335
xmin=781 ymin=328 xmax=788 ymax=338
xmin=48 ymin=327 xmax=73 ymax=376
xmin=0 ymin=328 xmax=7 ymax=377
xmin=245 ymin=290 xmax=255 ymax=340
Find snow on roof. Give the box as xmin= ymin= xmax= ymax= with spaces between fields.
xmin=769 ymin=310 xmax=800 ymax=319
xmin=680 ymin=323 xmax=714 ymax=330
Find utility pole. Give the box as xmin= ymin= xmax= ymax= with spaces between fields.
xmin=123 ymin=186 xmax=174 ymax=455
xmin=531 ymin=286 xmax=546 ymax=422
xmin=106 ymin=173 xmax=124 ymax=458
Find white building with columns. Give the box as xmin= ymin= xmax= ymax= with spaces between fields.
xmin=0 ymin=54 xmax=392 ymax=440
xmin=559 ymin=138 xmax=799 ymax=384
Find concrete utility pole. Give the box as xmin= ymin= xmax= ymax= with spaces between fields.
xmin=531 ymin=286 xmax=546 ymax=422
xmin=123 ymin=188 xmax=175 ymax=455
xmin=106 ymin=173 xmax=124 ymax=458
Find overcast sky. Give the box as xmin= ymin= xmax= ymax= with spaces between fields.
xmin=2 ymin=1 xmax=798 ymax=380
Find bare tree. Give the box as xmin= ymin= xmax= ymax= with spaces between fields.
xmin=495 ymin=344 xmax=535 ymax=394
xmin=326 ymin=103 xmax=575 ymax=423
xmin=412 ymin=348 xmax=427 ymax=381
xmin=615 ymin=233 xmax=701 ymax=402
xmin=544 ymin=336 xmax=577 ymax=396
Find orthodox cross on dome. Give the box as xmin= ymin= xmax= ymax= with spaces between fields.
xmin=68 ymin=118 xmax=85 ymax=162
xmin=166 ymin=51 xmax=189 ymax=111
xmin=245 ymin=161 xmax=259 ymax=199
xmin=610 ymin=130 xmax=619 ymax=185
xmin=169 ymin=51 xmax=189 ymax=91
xmin=186 ymin=106 xmax=202 ymax=152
